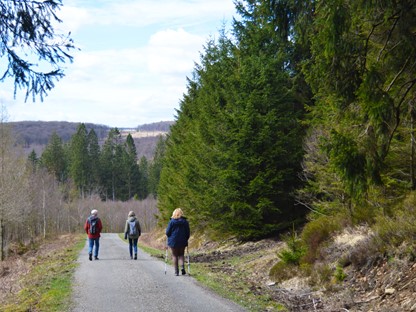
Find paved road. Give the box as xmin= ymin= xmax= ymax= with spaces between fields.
xmin=71 ymin=233 xmax=246 ymax=312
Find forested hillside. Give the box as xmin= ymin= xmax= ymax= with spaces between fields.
xmin=156 ymin=0 xmax=416 ymax=304
xmin=7 ymin=120 xmax=173 ymax=159
xmin=1 ymin=1 xmax=416 ymax=309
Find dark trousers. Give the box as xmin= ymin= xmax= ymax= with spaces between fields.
xmin=171 ymin=246 xmax=186 ymax=273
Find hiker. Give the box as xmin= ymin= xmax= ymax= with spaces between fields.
xmin=84 ymin=209 xmax=103 ymax=261
xmin=166 ymin=208 xmax=190 ymax=276
xmin=124 ymin=211 xmax=142 ymax=260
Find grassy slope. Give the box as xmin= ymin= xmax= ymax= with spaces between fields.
xmin=1 ymin=234 xmax=85 ymax=312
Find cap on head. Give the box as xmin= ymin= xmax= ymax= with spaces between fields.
xmin=128 ymin=211 xmax=135 ymax=217
xmin=91 ymin=209 xmax=98 ymax=216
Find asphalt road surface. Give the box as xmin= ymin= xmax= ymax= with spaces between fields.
xmin=71 ymin=233 xmax=246 ymax=312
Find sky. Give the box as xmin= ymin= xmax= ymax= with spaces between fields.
xmin=2 ymin=0 xmax=237 ymax=128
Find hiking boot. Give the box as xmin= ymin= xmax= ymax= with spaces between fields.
xmin=181 ymin=268 xmax=186 ymax=275
xmin=89 ymin=253 xmax=92 ymax=261
xmin=134 ymin=254 xmax=137 ymax=260
xmin=94 ymin=256 xmax=99 ymax=260
xmin=175 ymin=271 xmax=179 ymax=276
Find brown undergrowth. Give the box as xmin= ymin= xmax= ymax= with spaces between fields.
xmin=140 ymin=227 xmax=416 ymax=311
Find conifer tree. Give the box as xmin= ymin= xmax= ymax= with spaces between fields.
xmin=302 ymin=0 xmax=416 ymax=216
xmin=87 ymin=129 xmax=101 ymax=195
xmin=69 ymin=124 xmax=89 ymax=198
xmin=40 ymin=132 xmax=67 ymax=183
xmin=0 ymin=0 xmax=75 ymax=101
xmin=99 ymin=128 xmax=123 ymax=200
xmin=122 ymin=133 xmax=140 ymax=200
xmin=138 ymin=156 xmax=149 ymax=200
xmin=148 ymin=135 xmax=166 ymax=197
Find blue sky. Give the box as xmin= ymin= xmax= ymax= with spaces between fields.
xmin=2 ymin=0 xmax=236 ymax=128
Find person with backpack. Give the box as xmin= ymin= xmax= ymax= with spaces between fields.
xmin=166 ymin=208 xmax=190 ymax=276
xmin=84 ymin=209 xmax=103 ymax=261
xmin=124 ymin=211 xmax=141 ymax=260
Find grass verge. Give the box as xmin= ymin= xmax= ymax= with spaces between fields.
xmin=1 ymin=234 xmax=85 ymax=312
xmin=137 ymin=241 xmax=286 ymax=311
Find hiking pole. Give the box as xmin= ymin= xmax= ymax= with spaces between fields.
xmin=164 ymin=240 xmax=168 ymax=275
xmin=187 ymin=246 xmax=191 ymax=275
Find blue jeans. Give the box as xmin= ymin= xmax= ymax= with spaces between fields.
xmin=128 ymin=238 xmax=138 ymax=256
xmin=88 ymin=237 xmax=100 ymax=257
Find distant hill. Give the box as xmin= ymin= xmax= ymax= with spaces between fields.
xmin=7 ymin=120 xmax=174 ymax=160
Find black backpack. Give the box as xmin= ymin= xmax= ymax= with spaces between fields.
xmin=89 ymin=217 xmax=98 ymax=234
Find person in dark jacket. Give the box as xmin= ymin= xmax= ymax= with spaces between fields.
xmin=124 ymin=211 xmax=142 ymax=260
xmin=84 ymin=209 xmax=103 ymax=261
xmin=166 ymin=208 xmax=190 ymax=276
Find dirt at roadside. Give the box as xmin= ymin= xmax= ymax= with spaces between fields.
xmin=0 ymin=234 xmax=78 ymax=305
xmin=141 ymin=229 xmax=416 ymax=312
xmin=3 ymin=231 xmax=415 ymax=311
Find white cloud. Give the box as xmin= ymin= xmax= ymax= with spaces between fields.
xmin=4 ymin=0 xmax=236 ymax=127
xmin=147 ymin=28 xmax=205 ymax=75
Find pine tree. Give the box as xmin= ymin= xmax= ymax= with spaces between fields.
xmin=99 ymin=128 xmax=123 ymax=200
xmin=122 ymin=133 xmax=139 ymax=200
xmin=0 ymin=0 xmax=75 ymax=101
xmin=69 ymin=124 xmax=89 ymax=198
xmin=40 ymin=132 xmax=67 ymax=183
xmin=138 ymin=156 xmax=149 ymax=200
xmin=87 ymin=128 xmax=101 ymax=195
xmin=148 ymin=135 xmax=166 ymax=197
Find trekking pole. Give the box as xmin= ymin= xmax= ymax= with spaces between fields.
xmin=187 ymin=246 xmax=191 ymax=275
xmin=164 ymin=240 xmax=168 ymax=275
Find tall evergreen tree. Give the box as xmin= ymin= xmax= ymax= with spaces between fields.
xmin=27 ymin=149 xmax=38 ymax=173
xmin=138 ymin=156 xmax=149 ymax=200
xmin=99 ymin=128 xmax=124 ymax=200
xmin=87 ymin=129 xmax=101 ymax=195
xmin=69 ymin=124 xmax=89 ymax=198
xmin=122 ymin=133 xmax=140 ymax=200
xmin=159 ymin=0 xmax=309 ymax=238
xmin=148 ymin=135 xmax=166 ymax=197
xmin=40 ymin=132 xmax=67 ymax=182
xmin=302 ymin=0 xmax=416 ymax=216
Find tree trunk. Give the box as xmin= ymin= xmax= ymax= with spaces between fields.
xmin=0 ymin=217 xmax=4 ymax=261
xmin=411 ymin=101 xmax=416 ymax=190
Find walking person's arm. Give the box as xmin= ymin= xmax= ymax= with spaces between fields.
xmin=136 ymin=220 xmax=142 ymax=237
xmin=124 ymin=220 xmax=128 ymax=239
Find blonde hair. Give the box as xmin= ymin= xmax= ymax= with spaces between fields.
xmin=171 ymin=208 xmax=184 ymax=219
xmin=128 ymin=211 xmax=135 ymax=217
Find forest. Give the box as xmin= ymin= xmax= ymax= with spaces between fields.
xmin=1 ymin=0 xmax=416 ymax=278
xmin=0 ymin=120 xmax=165 ymax=260
xmin=157 ymin=0 xmax=416 ymax=263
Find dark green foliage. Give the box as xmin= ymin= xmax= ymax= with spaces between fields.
xmin=158 ymin=0 xmax=309 ymax=239
xmin=278 ymin=231 xmax=306 ymax=265
xmin=302 ymin=0 xmax=416 ymax=217
xmin=99 ymin=128 xmax=124 ymax=200
xmin=138 ymin=156 xmax=149 ymax=200
xmin=87 ymin=129 xmax=101 ymax=193
xmin=0 ymin=0 xmax=75 ymax=101
xmin=27 ymin=149 xmax=38 ymax=173
xmin=40 ymin=132 xmax=67 ymax=182
xmin=69 ymin=124 xmax=89 ymax=197
xmin=148 ymin=136 xmax=166 ymax=197
xmin=121 ymin=133 xmax=140 ymax=200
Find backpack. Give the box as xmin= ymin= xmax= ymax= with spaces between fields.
xmin=89 ymin=217 xmax=98 ymax=234
xmin=128 ymin=220 xmax=137 ymax=236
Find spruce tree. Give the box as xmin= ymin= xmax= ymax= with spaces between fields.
xmin=40 ymin=132 xmax=67 ymax=183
